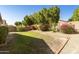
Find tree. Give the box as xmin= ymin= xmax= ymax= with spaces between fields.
xmin=32 ymin=13 xmax=42 ymax=24
xmin=48 ymin=6 xmax=60 ymax=30
xmin=69 ymin=18 xmax=73 ymax=21
xmin=22 ymin=15 xmax=35 ymax=26
xmin=49 ymin=6 xmax=60 ymax=23
xmin=15 ymin=21 xmax=23 ymax=31
xmin=38 ymin=8 xmax=52 ymax=31
xmin=21 ymin=6 xmax=60 ymax=31
xmin=39 ymin=8 xmax=49 ymax=24
xmin=15 ymin=21 xmax=22 ymax=26
xmin=70 ymin=8 xmax=79 ymax=21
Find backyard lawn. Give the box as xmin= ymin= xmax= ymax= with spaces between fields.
xmin=0 ymin=31 xmax=54 ymax=54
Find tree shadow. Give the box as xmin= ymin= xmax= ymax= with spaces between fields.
xmin=6 ymin=33 xmax=54 ymax=54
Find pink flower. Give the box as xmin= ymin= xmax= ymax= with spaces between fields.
xmin=58 ymin=22 xmax=75 ymax=31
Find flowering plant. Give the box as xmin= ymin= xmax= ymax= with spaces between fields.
xmin=59 ymin=22 xmax=76 ymax=34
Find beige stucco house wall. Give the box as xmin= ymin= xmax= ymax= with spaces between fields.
xmin=57 ymin=21 xmax=79 ymax=31
xmin=69 ymin=21 xmax=79 ymax=31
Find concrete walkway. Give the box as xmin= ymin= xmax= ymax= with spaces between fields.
xmin=60 ymin=34 xmax=79 ymax=54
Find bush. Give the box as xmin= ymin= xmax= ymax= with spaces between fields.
xmin=52 ymin=28 xmax=57 ymax=32
xmin=24 ymin=25 xmax=38 ymax=31
xmin=8 ymin=25 xmax=16 ymax=32
xmin=0 ymin=26 xmax=8 ymax=44
xmin=39 ymin=24 xmax=50 ymax=31
xmin=59 ymin=23 xmax=76 ymax=34
xmin=17 ymin=27 xmax=25 ymax=32
xmin=24 ymin=26 xmax=32 ymax=31
xmin=31 ymin=25 xmax=38 ymax=30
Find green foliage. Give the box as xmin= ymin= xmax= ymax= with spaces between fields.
xmin=52 ymin=27 xmax=57 ymax=32
xmin=61 ymin=27 xmax=75 ymax=34
xmin=33 ymin=13 xmax=41 ymax=24
xmin=15 ymin=6 xmax=60 ymax=31
xmin=70 ymin=8 xmax=79 ymax=21
xmin=8 ymin=25 xmax=16 ymax=32
xmin=22 ymin=16 xmax=35 ymax=26
xmin=39 ymin=6 xmax=60 ymax=31
xmin=31 ymin=25 xmax=38 ymax=30
xmin=39 ymin=8 xmax=49 ymax=24
xmin=49 ymin=6 xmax=60 ymax=23
xmin=16 ymin=26 xmax=25 ymax=32
xmin=69 ymin=18 xmax=73 ymax=21
xmin=48 ymin=6 xmax=60 ymax=30
xmin=60 ymin=24 xmax=76 ymax=34
xmin=15 ymin=21 xmax=22 ymax=26
xmin=0 ymin=26 xmax=8 ymax=44
xmin=39 ymin=24 xmax=50 ymax=31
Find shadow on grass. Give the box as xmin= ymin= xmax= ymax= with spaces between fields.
xmin=6 ymin=33 xmax=54 ymax=54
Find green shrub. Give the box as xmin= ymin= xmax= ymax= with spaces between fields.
xmin=31 ymin=25 xmax=38 ymax=30
xmin=8 ymin=25 xmax=16 ymax=32
xmin=24 ymin=25 xmax=38 ymax=31
xmin=61 ymin=26 xmax=75 ymax=34
xmin=17 ymin=27 xmax=25 ymax=32
xmin=39 ymin=24 xmax=50 ymax=31
xmin=52 ymin=28 xmax=57 ymax=32
xmin=0 ymin=26 xmax=8 ymax=44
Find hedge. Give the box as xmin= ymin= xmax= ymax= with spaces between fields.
xmin=0 ymin=26 xmax=8 ymax=44
xmin=39 ymin=24 xmax=50 ymax=31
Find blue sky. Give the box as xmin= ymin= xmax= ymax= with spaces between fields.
xmin=0 ymin=5 xmax=78 ymax=25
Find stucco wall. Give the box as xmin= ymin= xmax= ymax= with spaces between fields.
xmin=69 ymin=21 xmax=79 ymax=30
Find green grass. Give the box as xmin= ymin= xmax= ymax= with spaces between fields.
xmin=15 ymin=31 xmax=40 ymax=38
xmin=6 ymin=31 xmax=53 ymax=54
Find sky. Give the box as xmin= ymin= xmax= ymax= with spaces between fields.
xmin=0 ymin=5 xmax=79 ymax=25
